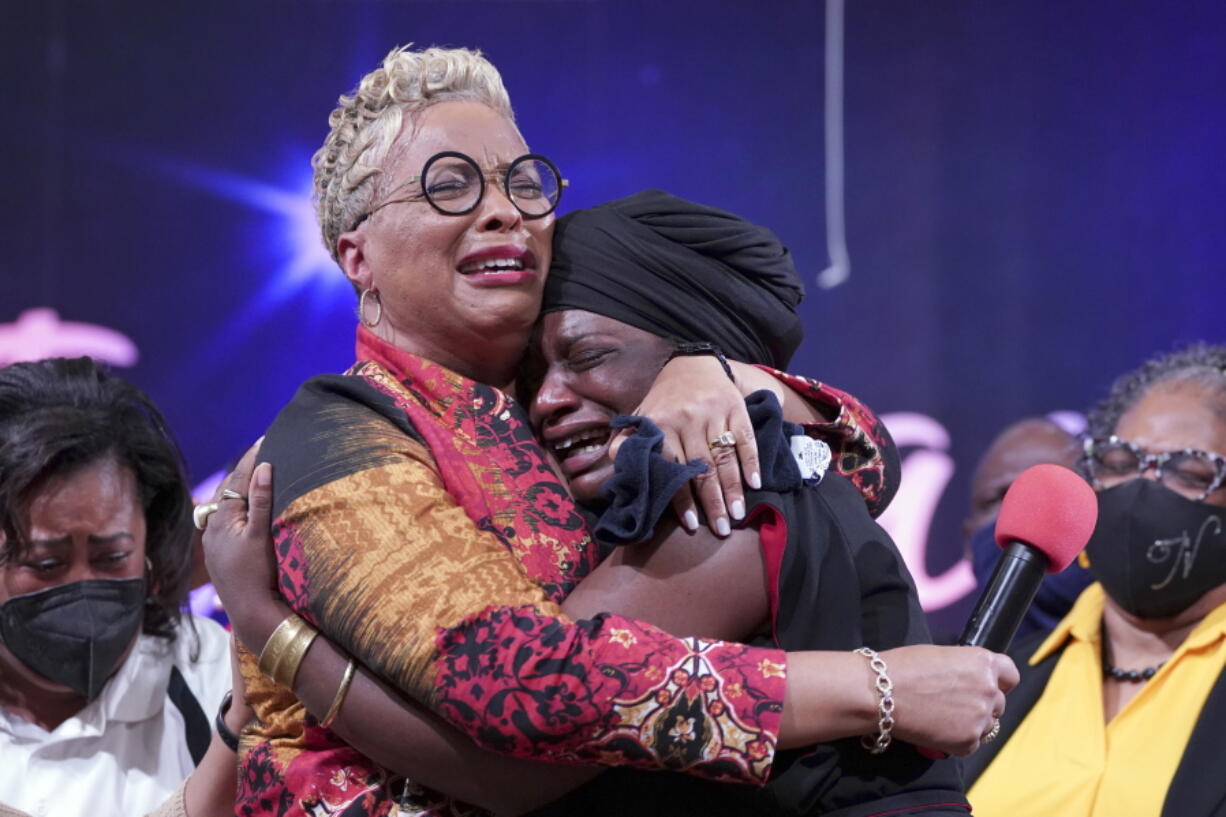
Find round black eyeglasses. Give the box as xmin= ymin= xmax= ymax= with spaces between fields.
xmin=354 ymin=151 xmax=567 ymax=228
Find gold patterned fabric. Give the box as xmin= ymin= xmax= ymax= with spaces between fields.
xmin=234 ymin=328 xmax=788 ymax=816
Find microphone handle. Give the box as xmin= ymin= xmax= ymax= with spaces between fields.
xmin=958 ymin=541 xmax=1048 ymax=652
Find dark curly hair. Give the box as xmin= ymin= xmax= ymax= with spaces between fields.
xmin=0 ymin=357 xmax=195 ymax=644
xmin=1086 ymin=343 xmax=1226 ymax=441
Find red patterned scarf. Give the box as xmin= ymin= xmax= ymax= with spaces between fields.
xmin=355 ymin=327 xmax=596 ymax=600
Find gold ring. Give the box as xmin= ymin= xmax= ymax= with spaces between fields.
xmin=193 ymin=501 xmax=220 ymax=531
xmin=220 ymin=488 xmax=247 ymax=503
xmin=708 ymin=430 xmax=737 ymax=451
xmin=981 ymin=717 xmax=1001 ymax=744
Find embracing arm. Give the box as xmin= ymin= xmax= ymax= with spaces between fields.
xmin=627 ymin=355 xmax=899 ymax=535
xmin=251 ymin=619 xmax=592 ymax=816
xmin=212 ymin=449 xmax=988 ymax=813
xmin=217 ymin=509 xmax=773 ymax=815
xmin=208 ymin=377 xmax=795 ymax=783
xmin=210 ymin=457 xmax=828 ymax=814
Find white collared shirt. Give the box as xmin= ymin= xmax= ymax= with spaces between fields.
xmin=0 ymin=616 xmax=231 ymax=817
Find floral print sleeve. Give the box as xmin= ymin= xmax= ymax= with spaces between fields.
xmin=755 ymin=365 xmax=901 ymax=517
xmin=270 ymin=442 xmax=785 ymax=781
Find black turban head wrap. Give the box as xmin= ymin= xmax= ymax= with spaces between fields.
xmin=543 ymin=190 xmax=805 ymax=369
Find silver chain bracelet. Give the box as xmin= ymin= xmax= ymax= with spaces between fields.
xmin=855 ymin=646 xmax=895 ymax=754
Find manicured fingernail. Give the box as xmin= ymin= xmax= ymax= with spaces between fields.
xmin=716 ymin=517 xmax=731 ymax=537
xmin=256 ymin=463 xmax=272 ymax=486
xmin=748 ymin=472 xmax=762 ymax=490
xmin=683 ymin=510 xmax=699 ymax=531
xmin=730 ymin=500 xmax=745 ymax=521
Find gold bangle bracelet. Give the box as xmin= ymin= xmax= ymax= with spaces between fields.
xmin=273 ymin=622 xmax=318 ymax=689
xmin=258 ymin=613 xmax=318 ymax=688
xmin=321 ymin=659 xmax=356 ymax=730
xmin=257 ymin=615 xmax=300 ymax=678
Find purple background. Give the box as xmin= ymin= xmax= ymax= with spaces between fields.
xmin=3 ymin=0 xmax=1224 ymax=633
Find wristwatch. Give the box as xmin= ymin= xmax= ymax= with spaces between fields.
xmin=666 ymin=341 xmax=735 ymax=382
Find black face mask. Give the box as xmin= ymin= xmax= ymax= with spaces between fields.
xmin=1085 ymin=480 xmax=1226 ymax=619
xmin=0 ymin=577 xmax=146 ymax=701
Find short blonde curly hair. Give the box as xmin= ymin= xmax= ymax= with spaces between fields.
xmin=312 ymin=45 xmax=515 ymax=262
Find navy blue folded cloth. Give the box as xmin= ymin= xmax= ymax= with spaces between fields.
xmin=594 ymin=390 xmax=816 ymax=545
xmin=593 ymin=415 xmax=707 ymax=545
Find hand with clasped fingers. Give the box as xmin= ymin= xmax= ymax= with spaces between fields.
xmin=199 ymin=443 xmax=282 ymax=655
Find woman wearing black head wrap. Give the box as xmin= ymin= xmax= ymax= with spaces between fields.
xmin=520 ymin=190 xmax=971 ymax=816
xmin=542 ymin=189 xmax=898 ymax=517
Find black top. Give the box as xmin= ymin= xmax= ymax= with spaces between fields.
xmin=530 ymin=394 xmax=967 ymax=816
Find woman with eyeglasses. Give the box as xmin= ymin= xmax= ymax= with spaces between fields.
xmin=198 ymin=45 xmax=1014 ymax=816
xmin=965 ymin=343 xmax=1226 ymax=817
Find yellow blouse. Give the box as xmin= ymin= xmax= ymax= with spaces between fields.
xmin=969 ymin=583 xmax=1226 ymax=817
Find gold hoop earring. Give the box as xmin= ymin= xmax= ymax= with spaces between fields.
xmin=359 ymin=288 xmax=383 ymax=328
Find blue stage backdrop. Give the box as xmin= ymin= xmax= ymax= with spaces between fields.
xmin=3 ymin=0 xmax=1223 ymax=634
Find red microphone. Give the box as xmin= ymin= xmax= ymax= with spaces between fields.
xmin=958 ymin=464 xmax=1098 ymax=651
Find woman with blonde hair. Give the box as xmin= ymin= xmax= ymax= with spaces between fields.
xmin=202 ymin=45 xmax=1015 ymax=816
